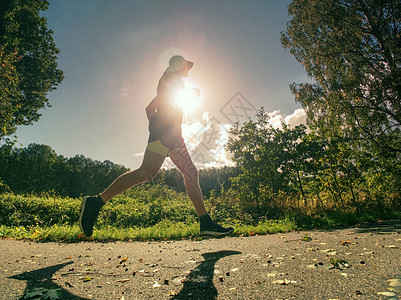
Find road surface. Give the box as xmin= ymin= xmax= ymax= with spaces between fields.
xmin=1 ymin=220 xmax=400 ymax=299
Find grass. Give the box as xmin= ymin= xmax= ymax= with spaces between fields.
xmin=0 ymin=218 xmax=298 ymax=242
xmin=0 ymin=191 xmax=400 ymax=242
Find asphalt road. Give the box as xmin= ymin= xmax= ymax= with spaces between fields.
xmin=1 ymin=220 xmax=401 ymax=299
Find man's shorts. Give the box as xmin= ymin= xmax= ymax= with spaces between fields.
xmin=147 ymin=113 xmax=185 ymax=157
xmin=146 ymin=139 xmax=170 ymax=157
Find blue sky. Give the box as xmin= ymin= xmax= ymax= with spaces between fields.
xmin=16 ymin=0 xmax=309 ymax=169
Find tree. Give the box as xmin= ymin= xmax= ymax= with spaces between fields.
xmin=281 ymin=0 xmax=401 ymax=153
xmin=0 ymin=0 xmax=63 ymax=140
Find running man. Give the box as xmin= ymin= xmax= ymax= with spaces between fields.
xmin=79 ymin=55 xmax=233 ymax=238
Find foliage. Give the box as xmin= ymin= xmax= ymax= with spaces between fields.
xmin=225 ymin=108 xmax=401 ymax=221
xmin=0 ymin=183 xmax=198 ymax=228
xmin=0 ymin=143 xmax=239 ymax=198
xmin=0 ymin=189 xmax=299 ymax=242
xmin=281 ymin=0 xmax=401 ymax=153
xmin=155 ymin=166 xmax=240 ymax=198
xmin=0 ymin=0 xmax=63 ymax=140
xmin=0 ymin=143 xmax=129 ymax=197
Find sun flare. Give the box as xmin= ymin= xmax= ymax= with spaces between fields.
xmin=176 ymin=89 xmax=200 ymax=113
xmin=175 ymin=79 xmax=201 ymax=114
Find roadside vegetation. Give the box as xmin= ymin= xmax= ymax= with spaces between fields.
xmin=1 ymin=0 xmax=400 ymax=242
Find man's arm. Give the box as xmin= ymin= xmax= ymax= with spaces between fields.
xmin=145 ymin=96 xmax=158 ymax=121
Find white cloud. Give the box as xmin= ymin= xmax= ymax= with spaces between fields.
xmin=268 ymin=110 xmax=284 ymax=129
xmin=284 ymin=108 xmax=307 ymax=127
xmin=162 ymin=108 xmax=307 ymax=170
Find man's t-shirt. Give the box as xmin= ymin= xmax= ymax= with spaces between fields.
xmin=148 ymin=70 xmax=185 ymax=150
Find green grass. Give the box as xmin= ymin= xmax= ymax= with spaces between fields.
xmin=0 ymin=218 xmax=299 ymax=242
xmin=1 ymin=190 xmax=400 ymax=242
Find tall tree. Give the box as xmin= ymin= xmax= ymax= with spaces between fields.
xmin=281 ymin=0 xmax=401 ymax=153
xmin=0 ymin=0 xmax=63 ymax=140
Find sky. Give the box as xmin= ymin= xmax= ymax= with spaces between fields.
xmin=15 ymin=0 xmax=309 ymax=169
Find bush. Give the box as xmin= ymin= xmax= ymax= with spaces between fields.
xmin=0 ymin=183 xmax=198 ymax=229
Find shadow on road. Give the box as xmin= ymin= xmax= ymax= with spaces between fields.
xmin=172 ymin=250 xmax=241 ymax=300
xmin=314 ymin=219 xmax=401 ymax=235
xmin=9 ymin=261 xmax=89 ymax=300
xmin=353 ymin=219 xmax=401 ymax=234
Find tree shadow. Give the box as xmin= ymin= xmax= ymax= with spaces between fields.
xmin=172 ymin=250 xmax=242 ymax=300
xmin=9 ymin=261 xmax=89 ymax=300
xmin=353 ymin=219 xmax=401 ymax=234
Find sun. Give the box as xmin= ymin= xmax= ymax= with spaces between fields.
xmin=175 ymin=80 xmax=201 ymax=114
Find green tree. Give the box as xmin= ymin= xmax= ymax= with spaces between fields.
xmin=0 ymin=0 xmax=63 ymax=140
xmin=226 ymin=109 xmax=293 ymax=216
xmin=281 ymin=0 xmax=401 ymax=153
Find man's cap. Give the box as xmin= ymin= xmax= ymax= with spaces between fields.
xmin=168 ymin=55 xmax=193 ymax=72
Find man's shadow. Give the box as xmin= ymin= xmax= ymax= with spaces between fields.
xmin=9 ymin=261 xmax=88 ymax=300
xmin=172 ymin=250 xmax=242 ymax=300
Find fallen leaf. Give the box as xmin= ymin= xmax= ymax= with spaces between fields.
xmin=168 ymin=290 xmax=179 ymax=296
xmin=273 ymin=279 xmax=296 ymax=285
xmin=377 ymin=291 xmax=396 ymax=297
xmin=23 ymin=288 xmax=46 ymax=299
xmin=388 ymin=278 xmax=401 ymax=292
xmin=83 ymin=276 xmax=92 ymax=282
xmin=152 ymin=281 xmax=161 ymax=288
xmin=321 ymin=249 xmax=337 ymax=253
xmin=45 ymin=288 xmax=62 ymax=299
xmin=120 ymin=257 xmax=128 ymax=264
xmin=306 ymin=264 xmax=318 ymax=269
xmin=329 ymin=258 xmax=350 ymax=269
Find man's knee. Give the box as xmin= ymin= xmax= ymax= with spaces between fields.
xmin=138 ymin=167 xmax=159 ymax=182
xmin=182 ymin=164 xmax=198 ymax=182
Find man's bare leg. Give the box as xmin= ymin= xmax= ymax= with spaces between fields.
xmin=100 ymin=150 xmax=165 ymax=202
xmin=169 ymin=147 xmax=207 ymax=216
xmin=169 ymin=147 xmax=233 ymax=237
xmin=80 ymin=150 xmax=165 ymax=237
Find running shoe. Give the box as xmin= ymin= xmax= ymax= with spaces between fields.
xmin=200 ymin=221 xmax=234 ymax=238
xmin=79 ymin=196 xmax=104 ymax=237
